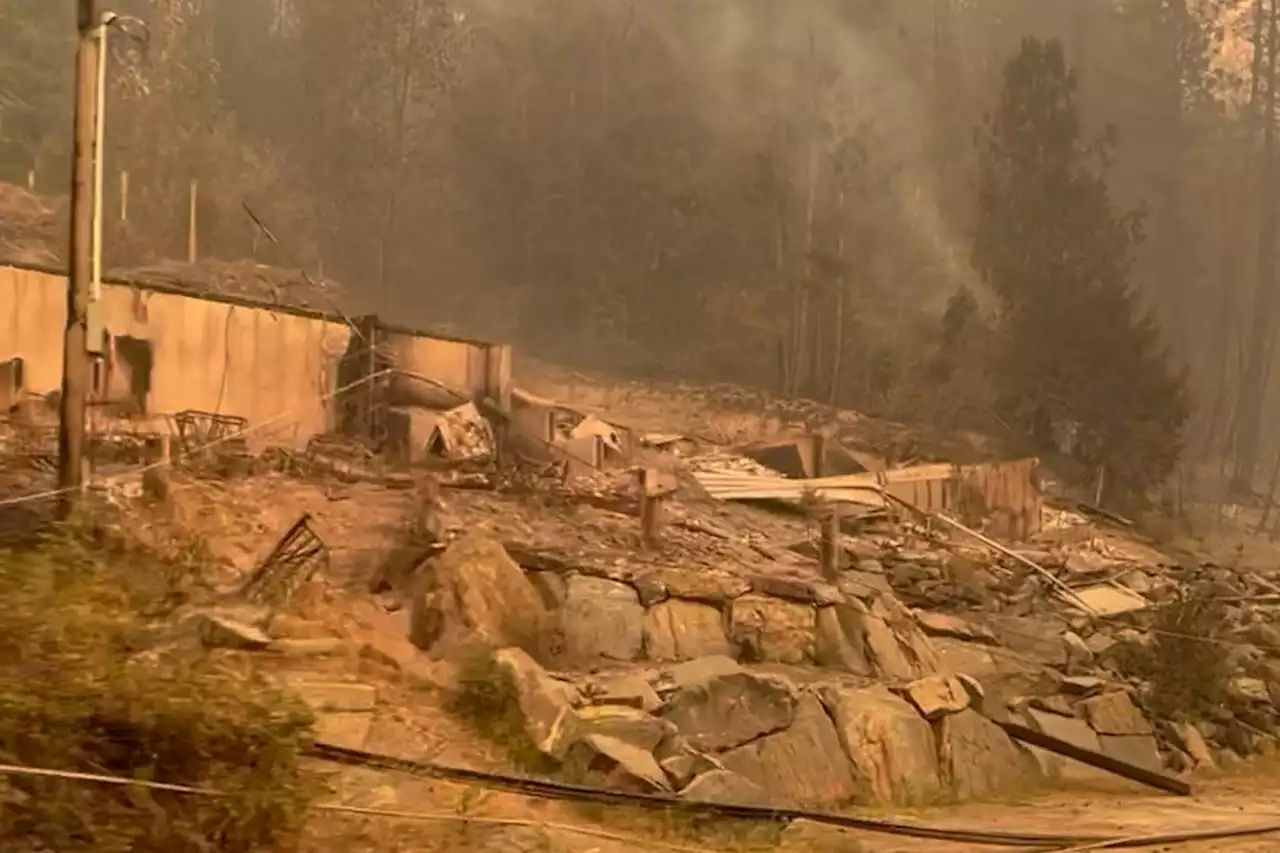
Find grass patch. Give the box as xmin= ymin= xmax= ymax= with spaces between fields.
xmin=0 ymin=527 xmax=317 ymax=853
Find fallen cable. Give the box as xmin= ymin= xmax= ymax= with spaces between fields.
xmin=306 ymin=742 xmax=1280 ymax=849
xmin=4 ymin=752 xmax=1280 ymax=851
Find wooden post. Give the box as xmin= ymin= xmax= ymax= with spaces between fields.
xmin=119 ymin=169 xmax=129 ymax=221
xmin=818 ymin=502 xmax=842 ymax=581
xmin=187 ymin=178 xmax=198 ymax=263
xmin=637 ymin=468 xmax=677 ymax=549
xmin=58 ymin=0 xmax=99 ymax=516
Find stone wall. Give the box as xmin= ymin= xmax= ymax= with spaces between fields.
xmin=501 ymin=650 xmax=1045 ymax=807
xmin=506 ymin=544 xmax=941 ymax=680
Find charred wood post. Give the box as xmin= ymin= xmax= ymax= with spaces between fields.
xmin=818 ymin=502 xmax=843 ymax=581
xmin=636 ymin=467 xmax=678 ymax=550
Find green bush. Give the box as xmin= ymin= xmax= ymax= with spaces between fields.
xmin=0 ymin=532 xmax=316 ymax=853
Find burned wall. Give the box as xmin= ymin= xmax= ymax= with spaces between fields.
xmin=0 ymin=264 xmax=514 ymax=450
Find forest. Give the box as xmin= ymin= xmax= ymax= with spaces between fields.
xmin=0 ymin=0 xmax=1275 ymax=500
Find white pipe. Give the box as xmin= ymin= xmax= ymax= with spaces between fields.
xmin=90 ymin=14 xmax=109 ymax=303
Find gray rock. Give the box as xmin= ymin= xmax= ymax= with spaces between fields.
xmin=590 ymin=674 xmax=662 ymax=712
xmin=562 ymin=575 xmax=646 ymax=662
xmin=1080 ymin=691 xmax=1152 ymax=736
xmin=494 ymin=647 xmax=581 ymax=760
xmin=720 ymin=692 xmax=859 ymax=807
xmin=643 ymin=599 xmax=732 ymax=661
xmin=935 ymin=709 xmax=1042 ymax=800
xmin=409 ymin=534 xmax=548 ymax=655
xmin=903 ymin=675 xmax=971 ymax=720
xmin=860 ymin=613 xmax=917 ymax=681
xmin=727 ymin=594 xmax=816 ymax=664
xmin=870 ymin=594 xmax=941 ymax=678
xmin=913 ymin=611 xmax=999 ymax=645
xmin=1021 ymin=708 xmax=1109 ymax=783
xmin=631 ymin=571 xmax=669 ymax=607
xmin=661 ymin=669 xmax=797 ymax=752
xmin=1062 ymin=631 xmax=1094 ymax=672
xmin=839 ymin=572 xmax=894 ymax=600
xmin=663 ymin=655 xmax=742 ymax=690
xmin=562 ymin=733 xmax=671 ymax=792
xmin=1170 ymin=722 xmax=1216 ymax=769
xmin=815 ymin=605 xmax=873 ymax=675
xmin=575 ymin=705 xmax=675 ymax=752
xmin=656 ymin=736 xmax=723 ymax=788
xmin=654 ymin=569 xmax=750 ymax=604
xmin=680 ymin=769 xmax=771 ymax=806
xmin=820 ymin=684 xmax=944 ymax=806
xmin=1098 ymin=734 xmax=1163 ymax=772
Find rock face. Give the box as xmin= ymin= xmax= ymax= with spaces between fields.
xmin=721 ymin=693 xmax=859 ymax=806
xmin=562 ymin=575 xmax=646 ymax=662
xmin=820 ymin=685 xmax=944 ymax=806
xmin=660 ymin=669 xmax=797 ymax=752
xmin=727 ymin=595 xmax=816 ymax=664
xmin=643 ymin=599 xmax=732 ymax=661
xmin=935 ymin=709 xmax=1041 ymax=800
xmin=409 ymin=534 xmax=548 ymax=656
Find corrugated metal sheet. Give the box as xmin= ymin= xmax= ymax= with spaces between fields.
xmin=693 ymin=457 xmax=1043 ymax=538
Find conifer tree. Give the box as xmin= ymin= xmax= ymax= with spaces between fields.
xmin=973 ymin=37 xmax=1189 ymax=495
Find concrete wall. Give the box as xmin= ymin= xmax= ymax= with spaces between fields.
xmin=0 ymin=264 xmax=507 ymax=450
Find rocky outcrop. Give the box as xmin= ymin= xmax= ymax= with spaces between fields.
xmin=820 ymin=684 xmax=944 ymax=806
xmin=562 ymin=575 xmax=646 ymax=662
xmin=409 ymin=534 xmax=549 ymax=656
xmin=488 ymin=648 xmax=1060 ymax=809
xmin=720 ymin=693 xmax=858 ymax=806
xmin=727 ymin=594 xmax=816 ymax=664
xmin=660 ymin=667 xmax=797 ymax=752
xmin=935 ymin=709 xmax=1039 ymax=800
xmin=643 ymin=599 xmax=732 ymax=661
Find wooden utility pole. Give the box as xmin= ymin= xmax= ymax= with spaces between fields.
xmin=58 ymin=0 xmax=99 ymax=513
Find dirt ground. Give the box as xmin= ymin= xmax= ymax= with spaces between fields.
xmin=852 ymin=771 xmax=1280 ymax=852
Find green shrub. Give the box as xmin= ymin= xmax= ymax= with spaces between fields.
xmin=0 ymin=532 xmax=316 ymax=853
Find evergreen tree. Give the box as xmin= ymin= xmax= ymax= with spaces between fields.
xmin=973 ymin=37 xmax=1189 ymax=496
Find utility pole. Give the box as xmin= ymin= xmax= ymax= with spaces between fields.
xmin=58 ymin=0 xmax=99 ymax=514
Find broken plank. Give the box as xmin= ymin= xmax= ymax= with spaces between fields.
xmin=996 ymin=720 xmax=1191 ymax=797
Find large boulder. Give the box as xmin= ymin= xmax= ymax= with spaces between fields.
xmin=493 ymin=647 xmax=580 ymax=760
xmin=935 ymin=709 xmax=1042 ymax=800
xmin=661 ymin=668 xmax=797 ymax=752
xmin=409 ymin=534 xmax=549 ymax=656
xmin=820 ymin=684 xmax=944 ymax=806
xmin=561 ymin=575 xmax=646 ymax=662
xmin=720 ymin=692 xmax=859 ymax=807
xmin=727 ymin=594 xmax=816 ymax=664
xmin=643 ymin=599 xmax=733 ymax=661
